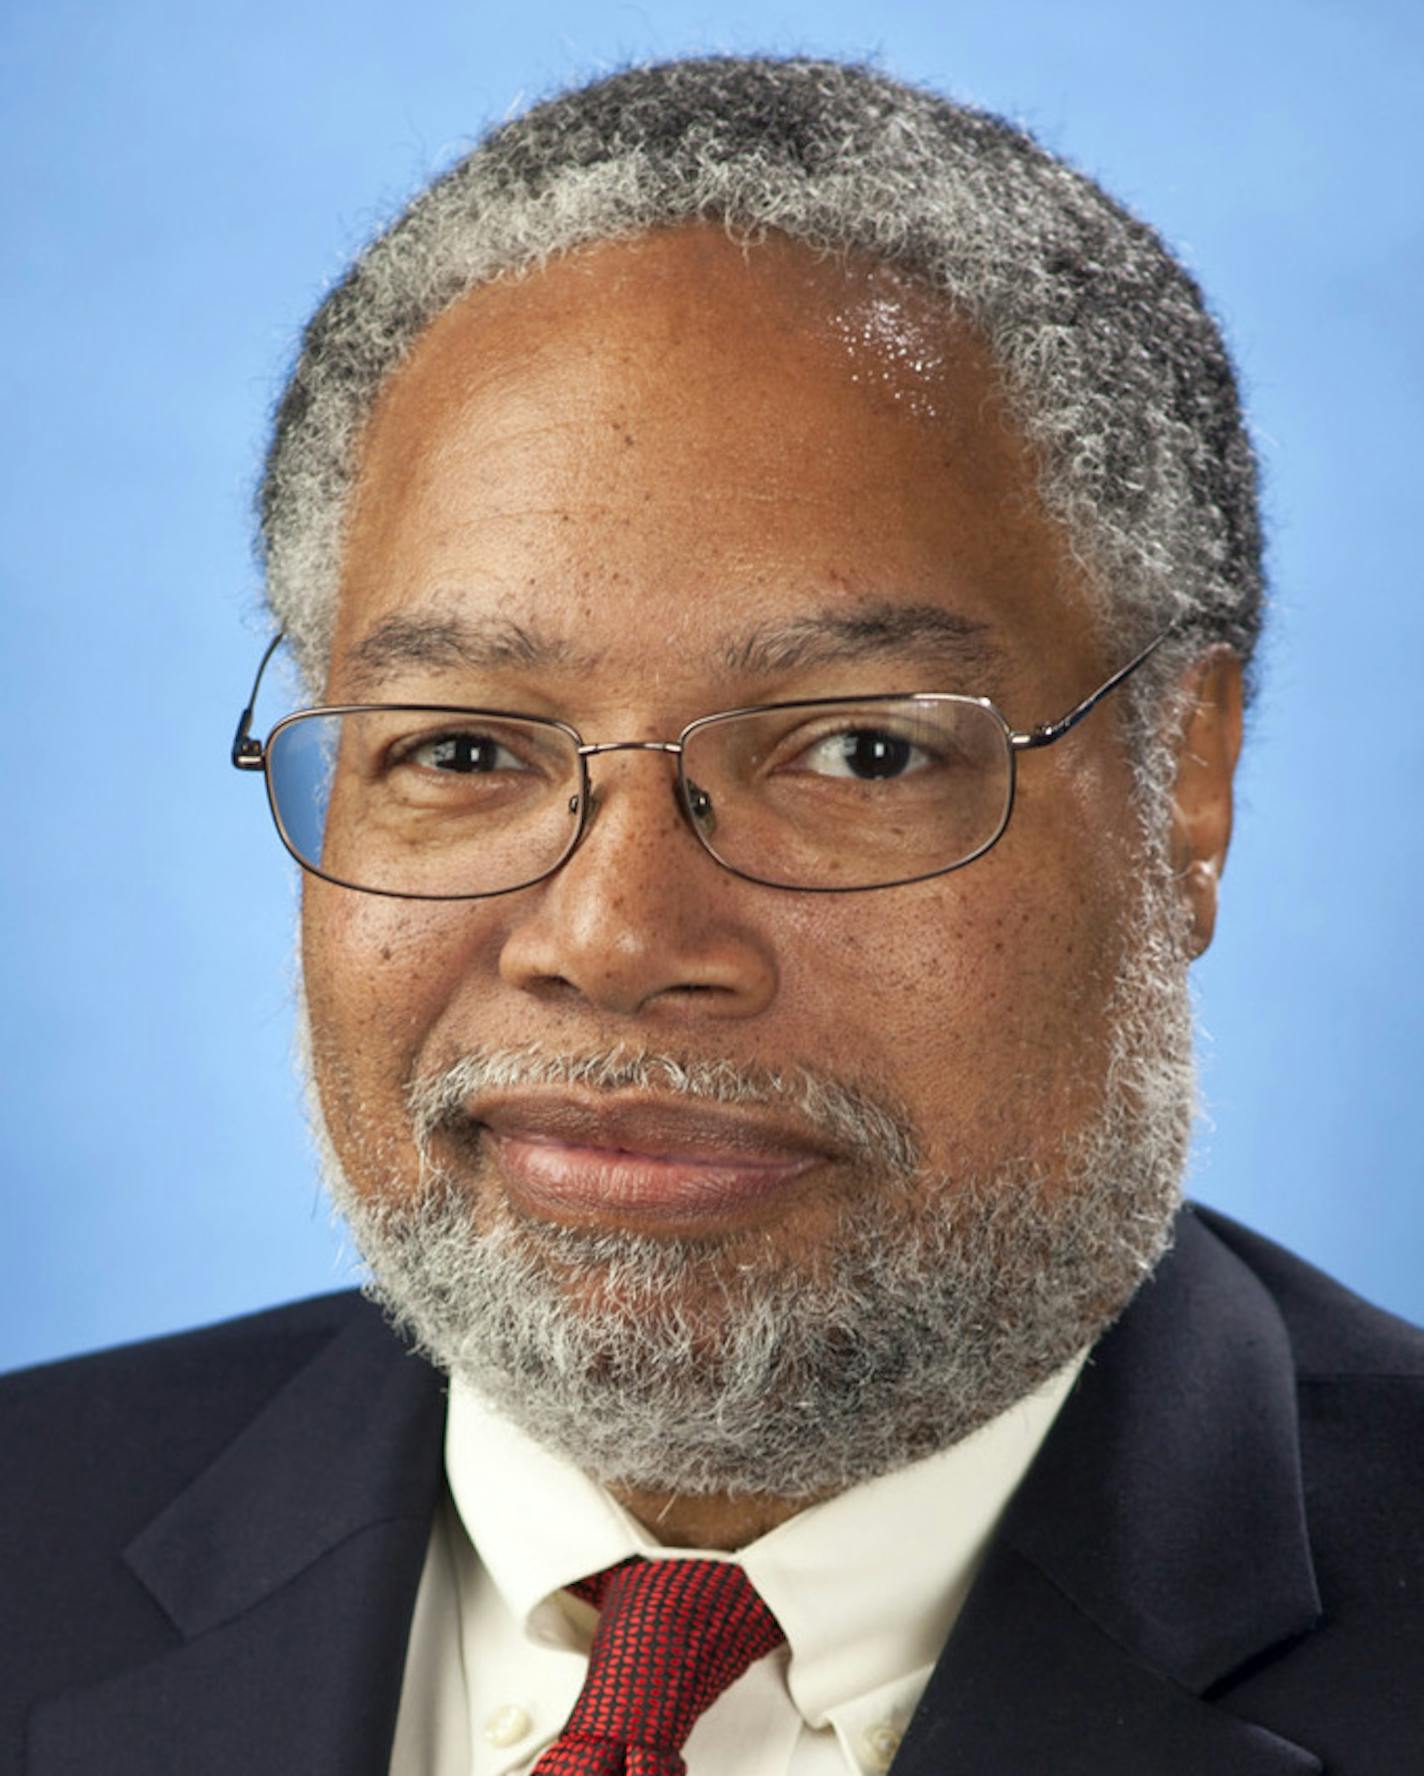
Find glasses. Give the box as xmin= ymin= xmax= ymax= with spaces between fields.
xmin=231 ymin=627 xmax=1174 ymax=898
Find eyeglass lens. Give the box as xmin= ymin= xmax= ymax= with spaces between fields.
xmin=265 ymin=698 xmax=1014 ymax=897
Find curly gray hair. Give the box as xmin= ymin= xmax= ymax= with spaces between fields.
xmin=259 ymin=55 xmax=1263 ymax=744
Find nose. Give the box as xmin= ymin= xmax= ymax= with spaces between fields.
xmin=496 ymin=748 xmax=777 ymax=1020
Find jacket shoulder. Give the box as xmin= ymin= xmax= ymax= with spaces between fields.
xmin=1187 ymin=1209 xmax=1424 ymax=1767
xmin=0 ymin=1293 xmax=433 ymax=1773
xmin=0 ymin=1292 xmax=378 ymax=1554
xmin=1190 ymin=1203 xmax=1424 ymax=1376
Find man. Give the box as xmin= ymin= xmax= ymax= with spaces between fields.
xmin=3 ymin=54 xmax=1421 ymax=1776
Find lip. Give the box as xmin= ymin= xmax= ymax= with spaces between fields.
xmin=468 ymin=1093 xmax=831 ymax=1225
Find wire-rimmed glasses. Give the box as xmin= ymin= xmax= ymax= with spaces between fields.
xmin=231 ymin=627 xmax=1174 ymax=897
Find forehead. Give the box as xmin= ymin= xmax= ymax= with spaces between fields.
xmin=333 ymin=225 xmax=1100 ymax=705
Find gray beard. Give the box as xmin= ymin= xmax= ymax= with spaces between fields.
xmin=307 ymin=859 xmax=1195 ymax=1502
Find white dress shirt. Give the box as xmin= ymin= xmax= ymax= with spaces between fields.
xmin=390 ymin=1354 xmax=1085 ymax=1776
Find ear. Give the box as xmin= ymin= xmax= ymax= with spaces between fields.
xmin=1168 ymin=646 xmax=1245 ymax=959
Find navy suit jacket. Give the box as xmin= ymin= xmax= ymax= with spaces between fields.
xmin=4 ymin=1206 xmax=1423 ymax=1774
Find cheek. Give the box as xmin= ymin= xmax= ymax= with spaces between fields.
xmin=782 ymin=790 xmax=1135 ymax=1159
xmin=794 ymin=878 xmax=1101 ymax=1040
xmin=301 ymin=883 xmax=494 ymax=1107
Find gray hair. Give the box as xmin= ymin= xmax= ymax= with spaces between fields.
xmin=259 ymin=55 xmax=1263 ymax=736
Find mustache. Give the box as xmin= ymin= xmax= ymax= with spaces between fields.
xmin=407 ymin=1042 xmax=924 ymax=1180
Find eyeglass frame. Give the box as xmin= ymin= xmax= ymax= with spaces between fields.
xmin=231 ymin=623 xmax=1178 ymax=899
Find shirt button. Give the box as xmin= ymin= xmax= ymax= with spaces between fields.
xmin=485 ymin=1704 xmax=533 ymax=1748
xmin=861 ymin=1722 xmax=902 ymax=1773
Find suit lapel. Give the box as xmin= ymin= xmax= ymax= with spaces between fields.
xmin=28 ymin=1302 xmax=446 ymax=1776
xmin=893 ymin=1211 xmax=1325 ymax=1774
xmin=893 ymin=1540 xmax=1321 ymax=1774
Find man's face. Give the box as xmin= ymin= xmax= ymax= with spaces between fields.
xmin=301 ymin=226 xmax=1197 ymax=1506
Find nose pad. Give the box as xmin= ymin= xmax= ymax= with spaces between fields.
xmin=570 ymin=777 xmax=716 ymax=841
xmin=684 ymin=779 xmax=716 ymax=838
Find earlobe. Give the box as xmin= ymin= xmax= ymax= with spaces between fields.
xmin=1168 ymin=646 xmax=1244 ymax=959
xmin=1180 ymin=856 xmax=1221 ymax=958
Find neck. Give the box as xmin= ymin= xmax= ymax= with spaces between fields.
xmin=610 ymin=1482 xmax=827 ymax=1551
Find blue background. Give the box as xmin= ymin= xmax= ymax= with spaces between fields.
xmin=3 ymin=0 xmax=1420 ymax=1372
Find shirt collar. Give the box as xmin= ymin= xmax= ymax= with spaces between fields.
xmin=445 ymin=1351 xmax=1084 ymax=1723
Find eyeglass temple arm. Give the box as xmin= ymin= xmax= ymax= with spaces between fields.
xmin=1010 ymin=624 xmax=1178 ymax=752
xmin=231 ymin=631 xmax=284 ymax=770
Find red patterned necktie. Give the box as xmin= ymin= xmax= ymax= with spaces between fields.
xmin=531 ymin=1557 xmax=786 ymax=1776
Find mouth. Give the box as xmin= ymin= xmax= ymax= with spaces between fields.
xmin=463 ymin=1093 xmax=832 ymax=1227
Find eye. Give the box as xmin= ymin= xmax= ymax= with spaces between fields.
xmin=793 ymin=727 xmax=931 ymax=781
xmin=375 ymin=718 xmax=556 ymax=782
xmin=402 ymin=731 xmax=530 ymax=774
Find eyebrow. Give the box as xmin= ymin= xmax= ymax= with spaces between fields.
xmin=340 ymin=613 xmax=602 ymax=696
xmin=339 ymin=599 xmax=1000 ymax=699
xmin=723 ymin=602 xmax=1000 ymax=679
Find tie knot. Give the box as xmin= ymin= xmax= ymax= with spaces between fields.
xmin=536 ymin=1557 xmax=785 ymax=1775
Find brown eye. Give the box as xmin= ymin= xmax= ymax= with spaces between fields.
xmin=415 ymin=733 xmax=522 ymax=773
xmin=384 ymin=726 xmax=538 ymax=777
xmin=791 ymin=727 xmax=932 ymax=781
